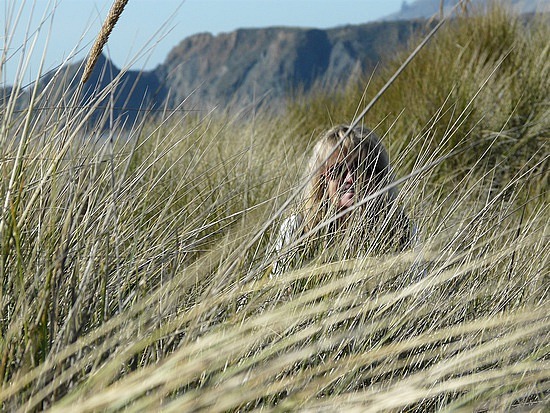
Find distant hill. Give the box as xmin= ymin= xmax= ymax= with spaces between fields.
xmin=4 ymin=0 xmax=547 ymax=126
xmin=2 ymin=19 xmax=427 ymax=126
xmin=384 ymin=0 xmax=550 ymax=21
xmin=155 ymin=20 xmax=426 ymax=112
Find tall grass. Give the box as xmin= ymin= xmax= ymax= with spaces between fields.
xmin=1 ymin=3 xmax=548 ymax=412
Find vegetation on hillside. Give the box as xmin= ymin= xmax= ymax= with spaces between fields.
xmin=0 ymin=4 xmax=548 ymax=411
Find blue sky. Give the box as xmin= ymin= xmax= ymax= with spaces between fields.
xmin=1 ymin=0 xmax=405 ymax=86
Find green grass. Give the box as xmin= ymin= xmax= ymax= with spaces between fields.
xmin=1 ymin=4 xmax=549 ymax=412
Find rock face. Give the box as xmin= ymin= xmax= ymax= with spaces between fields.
xmin=2 ymin=19 xmax=426 ymax=125
xmin=156 ymin=21 xmax=425 ymax=110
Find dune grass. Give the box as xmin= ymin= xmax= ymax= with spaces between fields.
xmin=1 ymin=3 xmax=548 ymax=412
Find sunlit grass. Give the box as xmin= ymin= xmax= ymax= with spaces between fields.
xmin=1 ymin=3 xmax=548 ymax=412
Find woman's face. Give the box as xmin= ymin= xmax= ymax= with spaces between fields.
xmin=324 ymin=152 xmax=358 ymax=210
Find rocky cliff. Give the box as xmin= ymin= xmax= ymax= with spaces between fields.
xmin=156 ymin=20 xmax=425 ymax=110
xmin=2 ymin=19 xmax=427 ymax=126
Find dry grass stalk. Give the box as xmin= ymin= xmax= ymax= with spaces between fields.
xmin=1 ymin=3 xmax=548 ymax=411
xmin=81 ymin=0 xmax=130 ymax=84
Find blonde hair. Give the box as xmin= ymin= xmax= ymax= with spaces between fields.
xmin=301 ymin=124 xmax=397 ymax=232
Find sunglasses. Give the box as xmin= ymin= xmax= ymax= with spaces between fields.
xmin=324 ymin=159 xmax=359 ymax=182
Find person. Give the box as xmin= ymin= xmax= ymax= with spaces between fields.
xmin=270 ymin=124 xmax=417 ymax=276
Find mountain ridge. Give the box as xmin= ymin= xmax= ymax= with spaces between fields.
xmin=384 ymin=0 xmax=550 ymax=20
xmin=3 ymin=18 xmax=425 ymax=125
xmin=4 ymin=0 xmax=548 ymax=126
xmin=154 ymin=20 xmax=427 ymax=111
